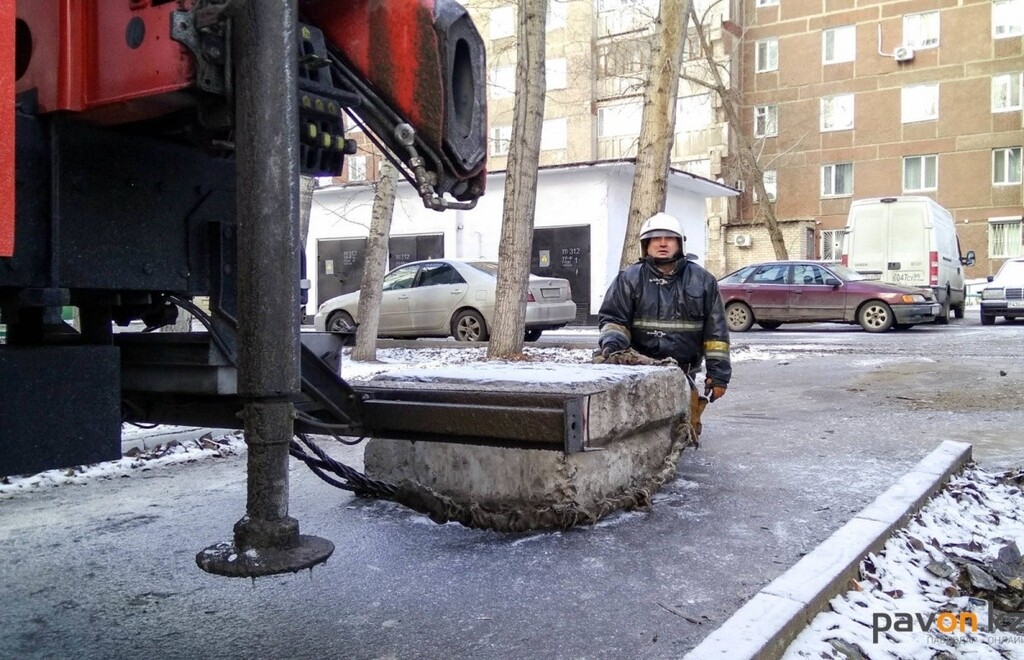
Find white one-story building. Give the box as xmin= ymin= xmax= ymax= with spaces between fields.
xmin=306 ymin=160 xmax=738 ymax=324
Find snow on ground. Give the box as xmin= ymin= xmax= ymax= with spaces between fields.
xmin=0 ymin=431 xmax=246 ymax=498
xmin=4 ymin=343 xmax=1021 ymax=658
xmin=785 ymin=467 xmax=1024 ymax=659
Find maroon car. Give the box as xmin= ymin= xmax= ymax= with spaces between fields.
xmin=718 ymin=260 xmax=940 ymax=332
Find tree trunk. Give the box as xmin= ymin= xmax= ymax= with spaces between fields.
xmin=487 ymin=0 xmax=547 ymax=359
xmin=298 ymin=174 xmax=316 ymax=323
xmin=619 ymin=0 xmax=690 ymax=271
xmin=351 ymin=160 xmax=397 ymax=362
xmin=688 ymin=2 xmax=789 ymax=259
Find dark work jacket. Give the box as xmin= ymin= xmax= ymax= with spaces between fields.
xmin=597 ymin=257 xmax=731 ymax=387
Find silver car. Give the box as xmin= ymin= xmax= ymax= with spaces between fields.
xmin=980 ymin=257 xmax=1024 ymax=325
xmin=313 ymin=259 xmax=577 ymax=342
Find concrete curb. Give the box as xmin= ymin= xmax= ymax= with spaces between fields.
xmin=121 ymin=426 xmax=224 ymax=454
xmin=684 ymin=440 xmax=973 ymax=660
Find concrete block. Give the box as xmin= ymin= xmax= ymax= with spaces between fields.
xmin=361 ymin=363 xmax=690 ymax=530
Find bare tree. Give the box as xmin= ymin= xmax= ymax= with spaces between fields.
xmin=487 ymin=0 xmax=547 ymax=359
xmin=619 ymin=0 xmax=690 ymax=270
xmin=686 ymin=1 xmax=789 ymax=259
xmin=351 ymin=159 xmax=398 ymax=362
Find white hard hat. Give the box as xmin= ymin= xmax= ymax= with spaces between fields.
xmin=639 ymin=212 xmax=684 ymax=242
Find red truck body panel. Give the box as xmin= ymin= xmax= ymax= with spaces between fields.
xmin=15 ymin=0 xmax=194 ymax=123
xmin=2 ymin=0 xmax=14 ymax=256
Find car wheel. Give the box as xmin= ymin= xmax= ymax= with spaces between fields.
xmin=757 ymin=321 xmax=782 ymax=330
xmin=725 ymin=302 xmax=754 ymax=332
xmin=934 ymin=297 xmax=950 ymax=325
xmin=327 ymin=310 xmax=355 ymax=334
xmin=858 ymin=301 xmax=894 ymax=332
xmin=524 ymin=329 xmax=543 ymax=342
xmin=952 ymin=304 xmax=965 ymax=319
xmin=452 ymin=309 xmax=489 ymax=342
xmin=980 ymin=312 xmax=995 ymax=326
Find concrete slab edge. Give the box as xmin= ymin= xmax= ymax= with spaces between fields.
xmin=120 ymin=426 xmax=221 ymax=454
xmin=683 ymin=440 xmax=972 ymax=660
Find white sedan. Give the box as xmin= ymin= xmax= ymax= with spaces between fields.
xmin=313 ymin=259 xmax=577 ymax=342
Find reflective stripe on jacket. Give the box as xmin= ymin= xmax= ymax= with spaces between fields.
xmin=598 ymin=257 xmax=731 ymax=387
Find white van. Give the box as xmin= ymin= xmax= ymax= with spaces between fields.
xmin=841 ymin=197 xmax=975 ymax=322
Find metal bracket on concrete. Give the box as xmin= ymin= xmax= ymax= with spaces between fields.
xmin=355 ymin=387 xmax=589 ymax=453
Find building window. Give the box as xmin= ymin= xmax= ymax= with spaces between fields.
xmin=546 ymin=58 xmax=567 ymax=91
xmin=821 ymin=163 xmax=853 ymax=197
xmin=490 ymin=6 xmax=514 ymax=40
xmin=541 ymin=118 xmax=568 ymax=151
xmin=820 ymin=229 xmax=845 ymax=261
xmin=992 ymin=73 xmax=1024 ymax=112
xmin=823 ymin=26 xmax=855 ymax=64
xmin=903 ymin=11 xmax=939 ymax=49
xmin=346 ymin=155 xmax=367 ymax=182
xmin=821 ymin=94 xmax=854 ymax=131
xmin=490 ymin=65 xmax=515 ymax=99
xmin=754 ymin=105 xmax=778 ymax=137
xmin=993 ymin=0 xmax=1024 ymax=38
xmin=755 ymin=39 xmax=778 ymax=73
xmin=993 ymin=147 xmax=1023 ymax=185
xmin=597 ymin=0 xmax=659 ymax=36
xmin=901 ymin=84 xmax=939 ymax=123
xmin=676 ymin=94 xmax=713 ymax=130
xmin=754 ymin=170 xmax=777 ymax=202
xmin=596 ymin=39 xmax=651 ymax=78
xmin=903 ymin=155 xmax=938 ymax=192
xmin=989 ymin=218 xmax=1023 ymax=258
xmin=756 ymin=0 xmax=779 ymax=6
xmin=547 ymin=1 xmax=567 ymax=30
xmin=598 ymin=100 xmax=643 ymax=138
xmin=491 ymin=125 xmax=511 ymax=156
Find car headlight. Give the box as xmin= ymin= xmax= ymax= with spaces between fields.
xmin=981 ymin=287 xmax=1005 ymax=300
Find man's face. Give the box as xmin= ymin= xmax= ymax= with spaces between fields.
xmin=646 ymin=235 xmax=681 ymax=260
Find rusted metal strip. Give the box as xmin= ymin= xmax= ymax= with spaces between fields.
xmin=357 ymin=389 xmax=588 ymax=453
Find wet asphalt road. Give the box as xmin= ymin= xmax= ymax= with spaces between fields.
xmin=2 ymin=315 xmax=1022 ymax=659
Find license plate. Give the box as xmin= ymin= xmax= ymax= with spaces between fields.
xmin=541 ymin=288 xmax=561 ymax=299
xmin=1008 ymin=301 xmax=1024 ymax=309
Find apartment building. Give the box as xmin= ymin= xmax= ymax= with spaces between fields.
xmin=734 ymin=0 xmax=1023 ymax=278
xmin=329 ymin=0 xmax=1020 ymax=279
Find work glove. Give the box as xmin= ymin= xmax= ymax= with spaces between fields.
xmin=592 ymin=344 xmax=620 ymax=364
xmin=705 ymin=377 xmax=727 ymax=403
xmin=592 ymin=340 xmax=628 ymax=364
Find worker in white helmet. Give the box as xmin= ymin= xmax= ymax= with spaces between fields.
xmin=594 ymin=212 xmax=730 ymax=437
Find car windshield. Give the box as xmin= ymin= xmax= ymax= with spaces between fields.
xmin=826 ymin=264 xmax=869 ymax=282
xmin=995 ymin=260 xmax=1024 ymax=282
xmin=465 ymin=261 xmax=500 ymax=277
xmin=720 ymin=266 xmax=756 ymax=283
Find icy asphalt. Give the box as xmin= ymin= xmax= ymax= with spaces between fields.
xmin=1 ymin=316 xmax=1022 ymax=659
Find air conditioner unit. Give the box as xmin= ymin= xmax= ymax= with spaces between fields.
xmin=734 ymin=234 xmax=752 ymax=247
xmin=893 ymin=45 xmax=915 ymax=62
